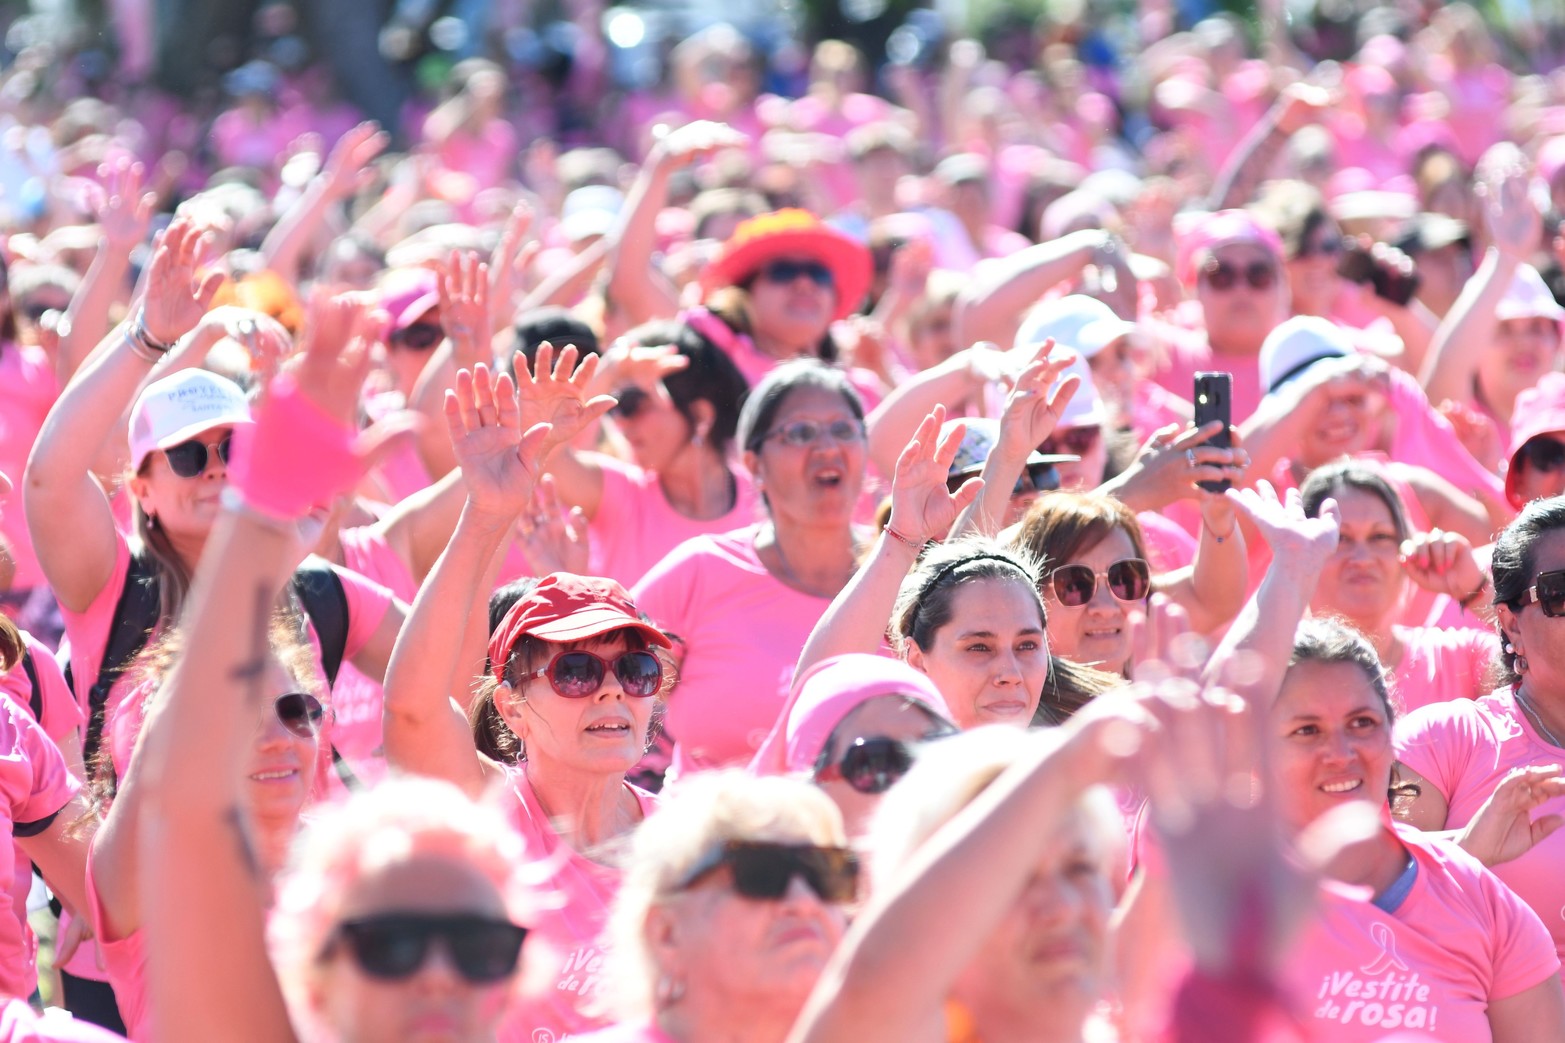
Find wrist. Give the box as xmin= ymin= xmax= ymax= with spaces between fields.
xmin=1458 ymin=574 xmax=1490 ymax=610
xmin=128 ymin=309 xmax=175 ymax=358
xmin=881 ymin=522 xmax=928 ymax=555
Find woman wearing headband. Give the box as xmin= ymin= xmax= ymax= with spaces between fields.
xmin=380 ymin=359 xmax=669 ymax=1038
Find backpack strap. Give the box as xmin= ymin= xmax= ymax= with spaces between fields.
xmin=82 ymin=553 xmax=161 ymax=765
xmin=289 ymin=558 xmax=362 ymax=792
xmin=18 ymin=648 xmax=41 ymax=723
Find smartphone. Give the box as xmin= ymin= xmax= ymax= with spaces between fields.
xmin=1192 ymin=372 xmax=1232 ymax=494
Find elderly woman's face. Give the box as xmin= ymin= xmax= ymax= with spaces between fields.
xmin=744 ymin=386 xmax=866 ymax=528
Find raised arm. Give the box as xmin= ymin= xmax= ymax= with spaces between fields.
xmin=56 ymin=156 xmax=155 ymax=383
xmin=865 ymin=342 xmax=1008 ymax=479
xmin=408 ymin=251 xmax=494 ymax=480
xmin=605 ymin=121 xmax=747 ymax=327
xmin=259 ymin=123 xmax=388 ymax=289
xmin=24 ymin=216 xmax=223 ymax=612
xmin=949 ymin=229 xmax=1107 ymax=349
xmin=796 ymin=407 xmax=980 ymax=675
xmin=1206 ymin=84 xmax=1332 ymax=210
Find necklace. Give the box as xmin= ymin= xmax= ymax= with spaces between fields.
xmin=1516 ymin=688 xmax=1564 ymax=748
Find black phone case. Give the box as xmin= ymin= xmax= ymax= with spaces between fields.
xmin=1193 ymin=372 xmax=1232 ymax=494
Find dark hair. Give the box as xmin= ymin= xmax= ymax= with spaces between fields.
xmin=735 ymin=359 xmax=864 ymax=456
xmin=1299 ymin=461 xmax=1410 ymax=542
xmin=704 ymin=287 xmax=842 ymax=365
xmin=508 ymin=308 xmax=601 ymax=374
xmin=619 ymin=318 xmax=751 ymax=455
xmin=1012 ymin=492 xmax=1151 ymax=573
xmin=1492 ymin=497 xmax=1565 ymax=682
xmin=891 ymin=539 xmax=1046 ymax=654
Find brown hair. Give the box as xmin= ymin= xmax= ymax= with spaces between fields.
xmin=1013 ymin=491 xmax=1150 ymax=572
xmin=0 ymin=615 xmax=22 ymax=673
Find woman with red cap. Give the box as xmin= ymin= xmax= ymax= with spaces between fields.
xmin=380 ymin=358 xmax=669 ymax=1040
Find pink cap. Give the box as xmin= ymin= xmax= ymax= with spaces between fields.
xmin=127 ymin=369 xmax=253 ymax=471
xmin=1538 ymin=136 xmax=1565 ymax=188
xmin=748 ymin=654 xmax=954 ymax=777
xmin=1507 ymin=372 xmax=1565 ymax=508
xmin=378 ymin=268 xmax=440 ymax=333
xmin=1175 ymin=209 xmax=1284 ymax=286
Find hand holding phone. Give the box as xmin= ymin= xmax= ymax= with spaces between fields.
xmin=1193 ymin=372 xmax=1232 ymax=494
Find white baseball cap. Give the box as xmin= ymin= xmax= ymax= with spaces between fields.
xmin=1013 ymin=294 xmax=1136 ymax=360
xmin=1258 ymin=316 xmax=1352 ymax=396
xmin=1055 ymin=351 xmax=1107 ymax=429
xmin=128 ymin=369 xmax=253 ymax=471
xmin=1495 ymin=263 xmax=1565 ymax=323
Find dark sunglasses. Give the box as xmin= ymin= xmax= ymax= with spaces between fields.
xmin=757 ymin=259 xmax=834 ymax=289
xmin=392 ymin=322 xmax=444 ymax=351
xmin=274 ymin=692 xmax=326 ymax=739
xmin=946 ymin=460 xmax=1062 ymax=498
xmin=163 ymin=434 xmax=232 ymax=478
xmin=1037 ymin=427 xmax=1099 ymax=457
xmin=324 ymin=914 xmax=527 ymax=984
xmin=526 ymin=649 xmax=664 ymax=698
xmin=682 ymin=841 xmax=859 ymax=903
xmin=1296 ymin=235 xmax=1343 ymax=259
xmin=764 ymin=418 xmax=865 ymax=448
xmin=609 ymin=386 xmax=651 ymax=420
xmin=1520 ymin=437 xmax=1565 ymax=475
xmin=1201 ymin=259 xmax=1277 ymax=292
xmin=1521 ymin=569 xmax=1565 ymax=618
xmin=1049 ymin=557 xmax=1152 ymax=607
xmin=20 ymin=300 xmax=66 ymax=322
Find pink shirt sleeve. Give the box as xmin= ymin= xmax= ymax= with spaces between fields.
xmin=1392 ymin=697 xmax=1484 ymax=800
xmin=332 ymin=563 xmax=395 ymax=661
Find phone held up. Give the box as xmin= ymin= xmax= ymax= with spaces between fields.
xmin=1193 ymin=372 xmax=1232 ymax=494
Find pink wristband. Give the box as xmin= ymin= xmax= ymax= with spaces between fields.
xmin=229 ymin=373 xmax=362 ymax=519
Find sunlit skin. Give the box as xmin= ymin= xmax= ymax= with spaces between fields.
xmin=905 ymin=577 xmax=1048 ymax=729
xmin=748 ymin=255 xmax=837 ymax=356
xmin=1477 ymin=316 xmax=1563 ymax=422
xmin=1285 ymin=223 xmax=1342 ymax=319
xmin=1197 ymin=243 xmax=1288 ymax=356
xmin=1271 ymin=659 xmax=1394 ymax=835
xmin=814 ymin=696 xmax=952 ymax=836
xmin=743 ymin=387 xmax=867 ymax=532
xmin=128 ymin=426 xmax=234 ymax=560
xmin=1043 ymin=528 xmax=1141 ymax=676
xmin=1308 ymin=488 xmax=1403 ymax=637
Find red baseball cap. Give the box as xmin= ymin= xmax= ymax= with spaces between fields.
xmin=488 ymin=573 xmax=670 ymax=680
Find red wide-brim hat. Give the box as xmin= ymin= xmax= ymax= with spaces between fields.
xmin=699 ymin=209 xmax=872 ymax=322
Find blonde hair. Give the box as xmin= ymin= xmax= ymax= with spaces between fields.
xmin=599 ymin=771 xmax=846 ymax=1021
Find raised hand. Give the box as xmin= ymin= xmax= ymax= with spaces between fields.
xmin=516 ymin=473 xmax=589 ymax=576
xmin=1479 ymin=162 xmax=1541 ymax=262
xmin=203 ymin=306 xmax=294 ymax=385
xmin=1457 ymin=765 xmax=1565 ymax=868
xmin=289 ymin=294 xmax=383 ymax=428
xmin=1109 ymin=420 xmax=1249 ymax=512
xmin=445 ymin=363 xmax=552 ymax=520
xmin=887 ymin=405 xmax=983 ymax=543
xmin=320 ymin=121 xmax=389 ymax=202
xmin=590 ymin=340 xmax=689 ymax=403
xmin=140 ymin=216 xmax=225 ymax=346
xmin=654 ymin=120 xmax=749 ymax=171
xmin=487 ymin=202 xmax=535 ymax=329
xmin=1400 ymin=528 xmax=1485 ymax=602
xmin=1226 ymin=480 xmax=1339 ymax=566
xmin=513 ymin=342 xmax=617 ymax=457
xmin=439 ymin=250 xmax=491 ymax=369
xmin=995 ymin=341 xmax=1079 ymax=456
xmin=91 ymin=155 xmax=156 ymax=252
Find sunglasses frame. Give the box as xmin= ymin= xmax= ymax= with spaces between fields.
xmin=1522 ymin=570 xmax=1565 ymax=618
xmin=1038 ymin=426 xmax=1100 ymax=458
xmin=1201 ymin=258 xmax=1278 ymax=292
xmin=163 ymin=434 xmax=233 ymax=479
xmin=325 ymin=914 xmax=528 ymax=984
xmin=947 ymin=459 xmax=1063 ymax=498
xmin=273 ymin=691 xmax=326 ymax=739
xmin=525 ymin=649 xmax=665 ymax=699
xmin=1049 ymin=557 xmax=1153 ymax=607
xmin=763 ymin=418 xmax=866 ymax=449
xmin=392 ymin=322 xmax=444 ymax=351
xmin=682 ymin=841 xmax=860 ymax=903
xmin=757 ymin=258 xmax=835 ymax=289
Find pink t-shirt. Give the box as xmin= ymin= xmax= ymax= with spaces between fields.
xmin=588 ymin=456 xmax=761 ymax=589
xmin=1146 ymin=319 xmax=1266 ymax=426
xmin=572 ymin=1024 xmax=678 ymax=1043
xmin=1395 ymin=688 xmax=1565 ymax=970
xmin=631 ymin=527 xmax=835 ymax=774
xmin=0 ymin=694 xmax=79 ymax=1000
xmin=1391 ymin=626 xmax=1497 ymax=715
xmin=1 ymin=634 xmax=82 ymax=745
xmin=0 ymin=999 xmax=128 ymax=1042
xmin=497 ymin=769 xmax=656 ymax=1043
xmin=0 ymin=343 xmax=59 ymax=592
xmin=83 ymin=854 xmax=146 ymax=1040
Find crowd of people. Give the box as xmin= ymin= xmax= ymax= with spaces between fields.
xmin=0 ymin=1 xmax=1564 ymax=1040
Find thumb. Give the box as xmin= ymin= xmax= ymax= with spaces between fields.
xmin=1533 ymin=814 xmax=1565 ymax=845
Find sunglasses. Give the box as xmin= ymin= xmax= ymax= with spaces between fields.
xmin=526 ymin=649 xmax=664 ymax=698
xmin=1296 ymin=235 xmax=1343 ymax=259
xmin=609 ymin=386 xmax=651 ymax=420
xmin=392 ymin=322 xmax=444 ymax=351
xmin=946 ymin=460 xmax=1062 ymax=498
xmin=682 ymin=841 xmax=859 ymax=903
xmin=1520 ymin=437 xmax=1565 ymax=475
xmin=764 ymin=418 xmax=865 ymax=448
xmin=163 ymin=434 xmax=232 ymax=478
xmin=20 ymin=300 xmax=66 ymax=322
xmin=274 ymin=692 xmax=326 ymax=738
xmin=757 ymin=259 xmax=834 ymax=289
xmin=324 ymin=914 xmax=527 ymax=984
xmin=1521 ymin=569 xmax=1565 ymax=618
xmin=1201 ymin=259 xmax=1277 ymax=292
xmin=1049 ymin=557 xmax=1152 ymax=607
xmin=1037 ymin=427 xmax=1099 ymax=457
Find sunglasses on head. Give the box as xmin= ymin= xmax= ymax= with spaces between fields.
xmin=1201 ymin=259 xmax=1277 ymax=292
xmin=392 ymin=322 xmax=444 ymax=351
xmin=1520 ymin=437 xmax=1565 ymax=475
xmin=764 ymin=418 xmax=865 ymax=448
xmin=1049 ymin=557 xmax=1152 ymax=607
xmin=682 ymin=841 xmax=859 ymax=903
xmin=324 ymin=914 xmax=527 ymax=984
xmin=609 ymin=386 xmax=651 ymax=420
xmin=526 ymin=649 xmax=664 ymax=698
xmin=273 ymin=692 xmax=326 ymax=739
xmin=945 ymin=460 xmax=1062 ymax=498
xmin=1037 ymin=427 xmax=1099 ymax=457
xmin=757 ymin=259 xmax=834 ymax=289
xmin=1521 ymin=569 xmax=1565 ymax=618
xmin=163 ymin=434 xmax=232 ymax=478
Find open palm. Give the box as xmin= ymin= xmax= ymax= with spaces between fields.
xmin=446 ymin=364 xmax=551 ymax=519
xmin=1226 ymin=480 xmax=1339 ymax=566
xmin=888 ymin=406 xmax=982 ymax=542
xmin=514 ymin=342 xmax=617 ymax=457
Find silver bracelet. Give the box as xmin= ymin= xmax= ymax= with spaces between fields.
xmin=122 ymin=327 xmax=163 ymax=364
xmin=128 ymin=309 xmax=173 ymax=356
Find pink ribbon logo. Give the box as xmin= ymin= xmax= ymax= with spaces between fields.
xmin=1361 ymin=922 xmax=1409 ymax=975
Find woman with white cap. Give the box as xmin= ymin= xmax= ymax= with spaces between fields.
xmin=1421 ymin=157 xmax=1564 ymax=473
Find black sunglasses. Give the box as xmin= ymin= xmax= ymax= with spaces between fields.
xmin=1037 ymin=426 xmax=1099 ymax=458
xmin=392 ymin=322 xmax=444 ymax=351
xmin=946 ymin=460 xmax=1062 ymax=498
xmin=1521 ymin=569 xmax=1565 ymax=618
xmin=163 ymin=434 xmax=232 ymax=478
xmin=682 ymin=841 xmax=859 ymax=903
xmin=1520 ymin=437 xmax=1565 ymax=475
xmin=323 ymin=914 xmax=527 ymax=984
xmin=1296 ymin=235 xmax=1343 ymax=260
xmin=1049 ymin=557 xmax=1152 ymax=607
xmin=273 ymin=692 xmax=326 ymax=739
xmin=1202 ymin=259 xmax=1277 ymax=292
xmin=20 ymin=300 xmax=66 ymax=322
xmin=525 ymin=649 xmax=664 ymax=698
xmin=609 ymin=386 xmax=651 ymax=420
xmin=757 ymin=259 xmax=834 ymax=289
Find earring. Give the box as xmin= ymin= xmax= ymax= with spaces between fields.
xmin=1517 ymin=655 xmax=1531 ymax=675
xmin=655 ymin=974 xmax=686 ymax=1008
xmin=692 ymin=430 xmax=706 ymax=448
xmin=1505 ymin=642 xmax=1516 ymax=655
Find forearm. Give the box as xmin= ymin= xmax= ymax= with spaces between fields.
xmin=515 ymin=239 xmax=608 ymax=314
xmin=409 ymin=345 xmax=461 ymax=479
xmin=795 ymin=532 xmax=920 ymax=677
xmin=1208 ymin=107 xmax=1290 ymax=211
xmin=1420 ymin=248 xmax=1516 ymax=404
xmin=952 ymin=443 xmax=1028 ymax=538
xmin=866 ymin=355 xmax=979 ymax=478
xmin=1173 ymin=517 xmax=1247 ymax=634
xmin=951 ymin=231 xmax=1100 ymax=348
xmin=1203 ymin=566 xmax=1315 ymax=698
xmin=1379 ymin=299 xmax=1438 ymax=378
xmin=605 ymin=157 xmax=679 ymax=326
xmin=57 ymin=242 xmax=134 ymax=383
xmin=259 ymin=176 xmax=342 ymax=287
